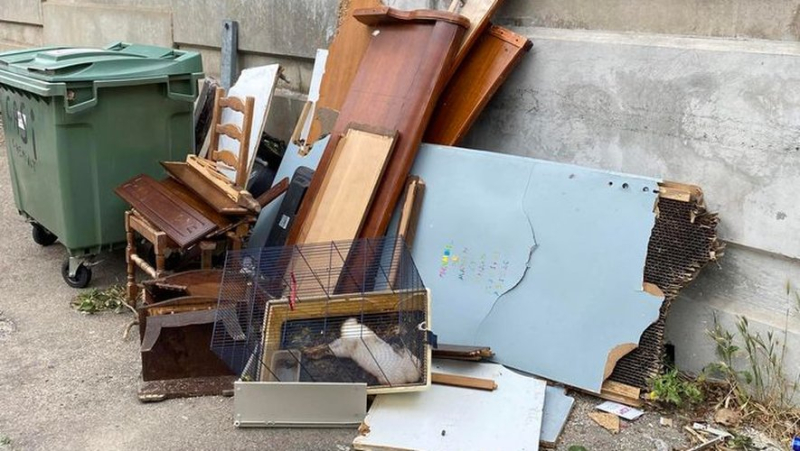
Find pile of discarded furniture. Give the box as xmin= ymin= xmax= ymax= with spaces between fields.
xmin=0 ymin=1 xmax=723 ymax=450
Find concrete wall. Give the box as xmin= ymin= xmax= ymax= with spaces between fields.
xmin=462 ymin=27 xmax=800 ymax=383
xmin=1 ymin=0 xmax=800 ymax=383
xmin=495 ymin=0 xmax=800 ymax=41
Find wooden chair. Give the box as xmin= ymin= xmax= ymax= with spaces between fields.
xmin=122 ymin=91 xmax=260 ymax=303
xmin=186 ymin=88 xmax=259 ymax=210
xmin=122 ymin=175 xmax=290 ymax=303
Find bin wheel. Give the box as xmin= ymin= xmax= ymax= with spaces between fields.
xmin=61 ymin=261 xmax=92 ymax=289
xmin=32 ymin=223 xmax=58 ymax=246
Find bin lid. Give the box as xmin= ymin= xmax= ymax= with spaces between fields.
xmin=0 ymin=42 xmax=202 ymax=83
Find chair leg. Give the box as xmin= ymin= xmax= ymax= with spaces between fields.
xmin=200 ymin=241 xmax=216 ymax=269
xmin=124 ymin=211 xmax=138 ymax=304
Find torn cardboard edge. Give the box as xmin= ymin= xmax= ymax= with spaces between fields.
xmin=610 ymin=182 xmax=722 ymax=389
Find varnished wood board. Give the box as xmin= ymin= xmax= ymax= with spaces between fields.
xmin=426 ymin=25 xmax=532 ymax=146
xmin=307 ymin=0 xmax=381 ymax=144
xmin=116 ymin=174 xmax=217 ymax=248
xmin=294 ymin=126 xmax=397 ymax=245
xmin=302 ymin=9 xmax=467 ymax=243
xmin=449 ymin=0 xmax=505 ymax=70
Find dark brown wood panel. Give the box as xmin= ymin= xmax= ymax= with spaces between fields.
xmin=425 ymin=25 xmax=532 ymax=146
xmin=287 ymin=8 xmax=468 ymax=245
xmin=116 ymin=174 xmax=217 ymax=248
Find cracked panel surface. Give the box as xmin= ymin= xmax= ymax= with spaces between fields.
xmin=407 ymin=145 xmax=535 ymax=345
xmin=408 ymin=144 xmax=664 ymax=393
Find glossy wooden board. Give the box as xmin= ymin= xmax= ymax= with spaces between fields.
xmin=449 ymin=0 xmax=504 ymax=70
xmin=292 ymin=8 xmax=467 ymax=246
xmin=426 ymin=25 xmax=532 ymax=146
xmin=116 ymin=174 xmax=217 ymax=248
xmin=306 ymin=0 xmax=381 ymax=144
xmin=294 ymin=127 xmax=396 ymax=245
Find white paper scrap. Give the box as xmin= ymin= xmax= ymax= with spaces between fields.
xmin=596 ymin=401 xmax=644 ymax=421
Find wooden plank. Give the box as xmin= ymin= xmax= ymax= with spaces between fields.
xmin=353 ymin=6 xmax=471 ymax=27
xmin=185 ymin=155 xmax=261 ymax=212
xmin=658 ymin=181 xmax=703 ymax=203
xmin=432 ymin=344 xmax=493 ymax=361
xmin=351 ymin=9 xmax=467 ymax=240
xmin=449 ymin=0 xmax=506 ymax=70
xmin=293 ymin=8 xmax=468 ymax=246
xmin=116 ymin=175 xmax=217 ymax=248
xmin=431 ymin=372 xmax=497 ymax=391
xmin=596 ymin=381 xmax=643 ymax=407
xmin=256 ymin=177 xmax=290 ymax=208
xmin=306 ymin=0 xmax=382 ymax=145
xmin=293 ymin=126 xmax=397 ymax=245
xmin=396 ymin=176 xmax=425 ymax=247
xmin=161 ymin=161 xmax=249 ymax=216
xmin=426 ymin=25 xmax=533 ymax=146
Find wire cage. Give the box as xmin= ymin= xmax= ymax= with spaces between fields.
xmin=211 ymin=236 xmax=432 ymax=394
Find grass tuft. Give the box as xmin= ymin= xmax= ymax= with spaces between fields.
xmin=71 ymin=285 xmax=127 ymax=314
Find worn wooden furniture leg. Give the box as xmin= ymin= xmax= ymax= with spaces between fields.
xmin=125 ymin=210 xmax=139 ymax=303
xmin=200 ymin=241 xmax=216 ymax=269
xmin=227 ymin=223 xmax=250 ymax=251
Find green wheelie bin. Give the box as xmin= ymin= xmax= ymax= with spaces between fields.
xmin=0 ymin=42 xmax=203 ymax=288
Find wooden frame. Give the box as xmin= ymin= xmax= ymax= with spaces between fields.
xmin=209 ymin=89 xmax=256 ymax=189
xmin=185 ymin=89 xmax=261 ymax=212
xmin=260 ymin=289 xmax=432 ymax=394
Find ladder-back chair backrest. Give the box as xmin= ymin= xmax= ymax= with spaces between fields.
xmin=208 ymin=88 xmax=256 ymax=189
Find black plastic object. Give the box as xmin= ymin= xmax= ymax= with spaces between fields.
xmin=246 ymin=157 xmax=277 ymax=199
xmin=61 ymin=261 xmax=91 ymax=288
xmin=265 ymin=166 xmax=314 ymax=248
xmin=31 ymin=222 xmax=57 ymax=246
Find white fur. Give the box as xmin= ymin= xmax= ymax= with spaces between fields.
xmin=327 ymin=318 xmax=421 ymax=385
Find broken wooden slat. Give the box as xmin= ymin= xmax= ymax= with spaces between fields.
xmin=161 ymin=161 xmax=249 ymax=216
xmin=597 ymin=381 xmax=643 ymax=407
xmin=426 ymin=25 xmax=533 ymax=146
xmin=256 ymin=177 xmax=290 ymax=208
xmin=432 ymin=372 xmax=497 ymax=391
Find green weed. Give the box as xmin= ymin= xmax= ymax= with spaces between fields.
xmin=648 ymin=368 xmax=704 ymax=407
xmin=71 ymin=285 xmax=127 ymax=314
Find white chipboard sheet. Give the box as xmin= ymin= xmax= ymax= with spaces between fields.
xmin=353 ymin=360 xmax=546 ymax=451
xmin=218 ymin=64 xmax=280 ymax=183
